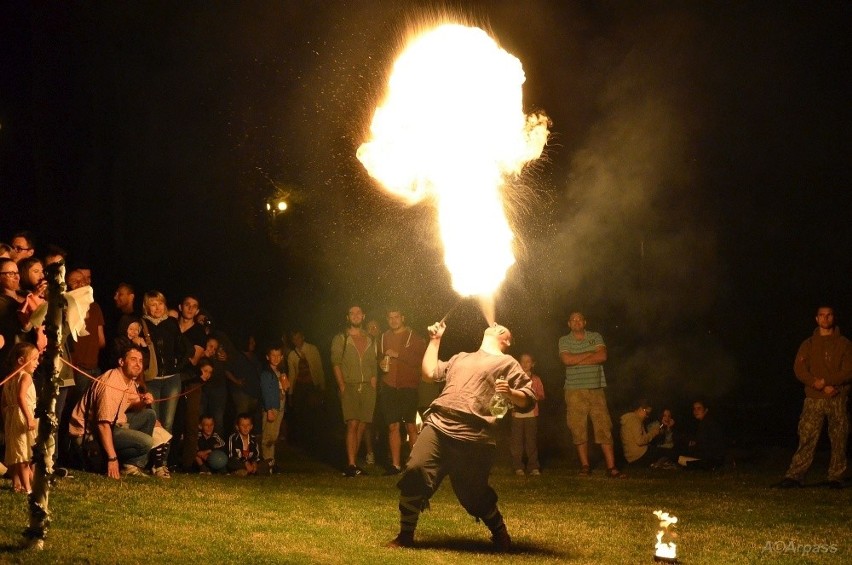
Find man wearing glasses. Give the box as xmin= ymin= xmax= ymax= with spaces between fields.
xmin=620 ymin=400 xmax=665 ymax=468
xmin=9 ymin=231 xmax=36 ymax=262
xmin=0 ymin=258 xmax=23 ymax=360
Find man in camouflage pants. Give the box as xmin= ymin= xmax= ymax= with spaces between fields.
xmin=775 ymin=306 xmax=852 ymax=489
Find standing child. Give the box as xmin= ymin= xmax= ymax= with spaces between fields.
xmin=226 ymin=413 xmax=269 ymax=476
xmin=511 ymin=353 xmax=546 ymax=475
xmin=259 ymin=345 xmax=289 ymax=471
xmin=3 ymin=342 xmax=40 ymax=493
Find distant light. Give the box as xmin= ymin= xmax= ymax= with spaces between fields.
xmin=277 ymin=201 xmax=288 ymax=211
xmin=266 ymin=203 xmax=271 ymax=211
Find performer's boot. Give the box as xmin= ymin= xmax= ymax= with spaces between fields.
xmin=482 ymin=507 xmax=511 ymax=551
xmin=387 ymin=494 xmax=423 ymax=547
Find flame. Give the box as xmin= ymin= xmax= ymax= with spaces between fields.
xmin=358 ymin=23 xmax=548 ymax=315
xmin=653 ymin=510 xmax=678 ymax=558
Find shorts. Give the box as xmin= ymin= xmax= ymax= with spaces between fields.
xmin=380 ymin=384 xmax=418 ymax=424
xmin=564 ymin=388 xmax=613 ymax=445
xmin=340 ymin=382 xmax=376 ymax=423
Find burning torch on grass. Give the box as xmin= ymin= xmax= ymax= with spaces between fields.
xmin=357 ymin=21 xmax=549 ymax=324
xmin=653 ymin=510 xmax=679 ymax=563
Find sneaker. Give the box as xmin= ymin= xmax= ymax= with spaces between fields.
xmin=151 ymin=466 xmax=171 ymax=479
xmin=343 ymin=465 xmax=365 ymax=478
xmin=365 ymin=453 xmax=376 ymax=466
xmin=386 ymin=532 xmax=414 ymax=548
xmin=232 ymin=469 xmax=249 ymax=477
xmin=383 ymin=466 xmax=402 ymax=476
xmin=772 ymin=477 xmax=802 ymax=489
xmin=514 ymin=469 xmax=525 ymax=476
xmin=49 ymin=467 xmax=72 ymax=484
xmin=578 ymin=465 xmax=592 ymax=476
xmin=52 ymin=467 xmax=70 ymax=479
xmin=491 ymin=526 xmax=512 ymax=552
xmin=120 ymin=464 xmax=148 ymax=478
xmin=529 ymin=469 xmax=541 ymax=476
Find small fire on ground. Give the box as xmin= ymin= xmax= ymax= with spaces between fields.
xmin=653 ymin=510 xmax=678 ymax=563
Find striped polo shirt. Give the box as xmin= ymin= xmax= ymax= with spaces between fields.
xmin=558 ymin=331 xmax=607 ymax=390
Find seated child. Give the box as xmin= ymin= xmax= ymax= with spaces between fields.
xmin=226 ymin=413 xmax=270 ymax=476
xmin=196 ymin=415 xmax=227 ymax=474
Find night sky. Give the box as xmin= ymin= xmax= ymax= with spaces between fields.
xmin=2 ymin=2 xmax=849 ymax=445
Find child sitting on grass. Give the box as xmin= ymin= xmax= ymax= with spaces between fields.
xmin=196 ymin=415 xmax=227 ymax=474
xmin=226 ymin=413 xmax=269 ymax=476
xmin=2 ymin=343 xmax=40 ymax=493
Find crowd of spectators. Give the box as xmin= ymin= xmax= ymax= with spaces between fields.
xmin=2 ymin=230 xmax=737 ymax=488
xmin=1 ymin=230 xmax=309 ymax=481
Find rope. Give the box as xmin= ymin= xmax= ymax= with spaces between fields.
xmin=0 ymin=363 xmax=27 ymax=387
xmin=58 ymin=357 xmax=205 ymax=403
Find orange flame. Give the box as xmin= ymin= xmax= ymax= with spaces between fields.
xmin=358 ymin=23 xmax=548 ymax=317
xmin=653 ymin=510 xmax=678 ymax=558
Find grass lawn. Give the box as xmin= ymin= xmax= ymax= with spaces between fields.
xmin=0 ymin=447 xmax=848 ymax=564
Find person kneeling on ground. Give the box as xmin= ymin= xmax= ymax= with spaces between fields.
xmin=68 ymin=345 xmax=158 ymax=479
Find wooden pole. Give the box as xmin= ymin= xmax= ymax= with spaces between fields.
xmin=24 ymin=260 xmax=66 ymax=549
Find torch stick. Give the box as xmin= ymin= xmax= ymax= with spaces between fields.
xmin=439 ymin=298 xmax=464 ymax=324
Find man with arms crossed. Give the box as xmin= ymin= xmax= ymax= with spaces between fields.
xmin=559 ymin=312 xmax=624 ymax=478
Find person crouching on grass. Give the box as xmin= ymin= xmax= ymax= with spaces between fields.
xmin=388 ymin=322 xmax=537 ymax=552
xmin=196 ymin=415 xmax=227 ymax=474
xmin=226 ymin=413 xmax=269 ymax=476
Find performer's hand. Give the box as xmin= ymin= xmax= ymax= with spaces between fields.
xmin=813 ymin=378 xmax=826 ymax=390
xmin=427 ymin=321 xmax=446 ymax=339
xmin=824 ymin=385 xmax=837 ymax=397
xmin=494 ymin=379 xmax=510 ymax=396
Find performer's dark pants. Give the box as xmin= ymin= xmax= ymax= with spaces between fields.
xmin=396 ymin=424 xmax=501 ymax=533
